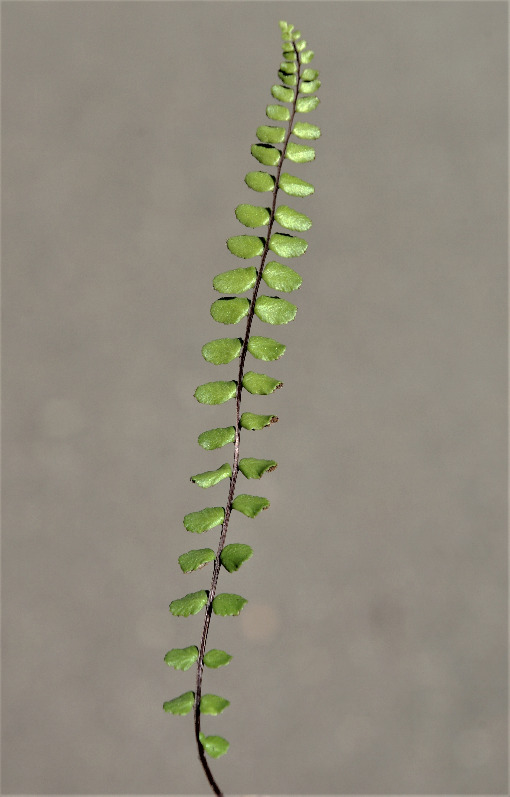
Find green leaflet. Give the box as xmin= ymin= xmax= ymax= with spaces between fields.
xmin=163 ymin=691 xmax=195 ymax=716
xmin=275 ymin=205 xmax=312 ymax=232
xmin=232 ymin=494 xmax=270 ymax=518
xmin=248 ymin=335 xmax=286 ymax=361
xmin=286 ymin=142 xmax=315 ymax=163
xmin=200 ymin=694 xmax=230 ymax=716
xmin=271 ymin=84 xmax=294 ymax=103
xmin=299 ymin=78 xmax=321 ymax=94
xmin=243 ymin=371 xmax=283 ymax=395
xmin=278 ymin=70 xmax=297 ymax=87
xmin=251 ymin=144 xmax=281 ymax=167
xmin=170 ymin=590 xmax=208 ymax=617
xmin=239 ymin=458 xmax=277 ymax=479
xmin=183 ymin=507 xmax=225 ymax=533
xmin=240 ymin=412 xmax=278 ymax=430
xmin=235 ymin=204 xmax=270 ymax=228
xmin=280 ymin=61 xmax=297 ymax=74
xmin=296 ymin=95 xmax=320 ymax=113
xmin=199 ymin=733 xmax=230 ymax=759
xmin=213 ymin=266 xmax=257 ymax=293
xmin=279 ymin=172 xmax=314 ymax=197
xmin=301 ymin=49 xmax=314 ymax=63
xmin=256 ymin=125 xmax=286 ymax=144
xmin=226 ymin=235 xmax=265 ymax=259
xmin=269 ymin=233 xmax=308 ymax=258
xmin=266 ymin=104 xmax=290 ymax=122
xmin=202 ymin=338 xmax=242 ymax=365
xmin=178 ymin=548 xmax=216 ymax=573
xmin=293 ymin=122 xmax=321 ymax=140
xmin=164 ymin=646 xmax=199 ymax=671
xmin=194 ymin=380 xmax=236 ymax=405
xmin=191 ymin=463 xmax=232 ymax=488
xmin=262 ymin=261 xmax=302 ymax=292
xmin=255 ymin=295 xmax=297 ymax=324
xmin=210 ymin=297 xmax=250 ymax=324
xmin=204 ymin=649 xmax=232 ymax=668
xmin=221 ymin=543 xmax=254 ymax=572
xmin=198 ymin=426 xmax=235 ymax=450
xmin=213 ymin=593 xmax=248 ymax=616
xmin=244 ymin=170 xmax=275 ymax=192
xmin=301 ymin=68 xmax=319 ymax=80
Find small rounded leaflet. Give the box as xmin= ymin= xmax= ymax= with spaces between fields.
xmin=266 ymin=104 xmax=290 ymax=122
xmin=251 ymin=144 xmax=281 ymax=167
xmin=213 ymin=266 xmax=257 ymax=293
xmin=280 ymin=60 xmax=297 ymax=74
xmin=242 ymin=371 xmax=282 ymax=395
xmin=239 ymin=458 xmax=277 ymax=479
xmin=203 ymin=649 xmax=233 ymax=668
xmin=271 ymin=84 xmax=294 ymax=103
xmin=278 ymin=172 xmax=314 ymax=197
xmin=232 ymin=494 xmax=270 ymax=517
xmin=256 ymin=125 xmax=286 ymax=145
xmin=210 ymin=297 xmax=250 ymax=324
xmin=194 ymin=380 xmax=236 ymax=405
xmin=183 ymin=506 xmax=225 ymax=534
xmin=163 ymin=691 xmax=195 ymax=716
xmin=275 ymin=205 xmax=312 ymax=232
xmin=240 ymin=412 xmax=278 ymax=430
xmin=190 ymin=463 xmax=232 ymax=489
xmin=164 ymin=646 xmax=199 ymax=671
xmin=285 ymin=142 xmax=315 ymax=163
xmin=301 ymin=68 xmax=319 ymax=81
xmin=198 ymin=426 xmax=235 ymax=450
xmin=202 ymin=338 xmax=242 ymax=365
xmin=296 ymin=95 xmax=320 ymax=113
xmin=254 ymin=295 xmax=297 ymax=325
xmin=244 ymin=171 xmax=275 ymax=192
xmin=247 ymin=335 xmax=286 ymax=361
xmin=199 ymin=732 xmax=230 ymax=759
xmin=200 ymin=694 xmax=230 ymax=715
xmin=292 ymin=121 xmax=321 ymax=140
xmin=169 ymin=590 xmax=208 ymax=617
xmin=299 ymin=78 xmax=321 ymax=95
xmin=269 ymin=233 xmax=308 ymax=258
xmin=278 ymin=70 xmax=297 ymax=87
xmin=220 ymin=542 xmax=254 ymax=572
xmin=226 ymin=235 xmax=265 ymax=259
xmin=178 ymin=548 xmax=216 ymax=573
xmin=301 ymin=49 xmax=315 ymax=63
xmin=262 ymin=261 xmax=302 ymax=292
xmin=235 ymin=204 xmax=271 ymax=228
xmin=212 ymin=593 xmax=248 ymax=616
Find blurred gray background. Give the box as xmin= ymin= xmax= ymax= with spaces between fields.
xmin=2 ymin=1 xmax=507 ymax=794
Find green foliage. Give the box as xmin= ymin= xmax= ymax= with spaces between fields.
xmin=169 ymin=591 xmax=208 ymax=617
xmin=240 ymin=411 xmax=278 ymax=430
xmin=164 ymin=646 xmax=198 ymax=671
xmin=199 ymin=732 xmax=230 ymax=759
xmin=232 ymin=494 xmax=270 ymax=517
xmin=213 ymin=593 xmax=248 ymax=616
xmin=203 ymin=648 xmax=233 ymax=668
xmin=220 ymin=543 xmax=254 ymax=572
xmin=178 ymin=548 xmax=216 ymax=573
xmin=163 ymin=691 xmax=195 ymax=716
xmin=200 ymin=694 xmax=230 ymax=715
xmin=247 ymin=335 xmax=286 ymax=361
xmin=239 ymin=458 xmax=277 ymax=479
xmin=190 ymin=463 xmax=232 ymax=488
xmin=183 ymin=507 xmax=225 ymax=533
xmin=167 ymin=19 xmax=320 ymax=790
xmin=198 ymin=426 xmax=235 ymax=450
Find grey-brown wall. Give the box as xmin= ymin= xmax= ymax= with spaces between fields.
xmin=2 ymin=1 xmax=507 ymax=794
